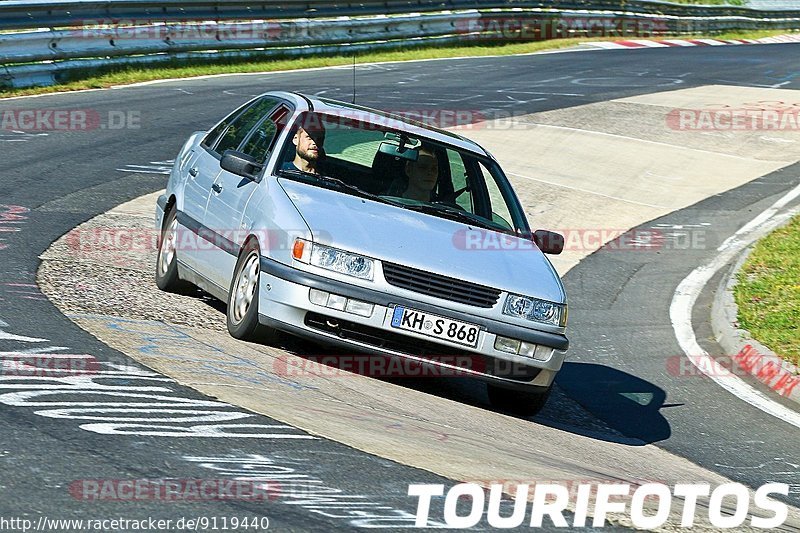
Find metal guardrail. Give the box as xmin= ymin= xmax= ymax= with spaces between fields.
xmin=1 ymin=1 xmax=800 ymax=89
xmin=2 ymin=0 xmax=800 ymax=31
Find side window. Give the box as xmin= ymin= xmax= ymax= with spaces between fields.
xmin=202 ymin=102 xmax=251 ymax=150
xmin=446 ymin=149 xmax=474 ymax=212
xmin=214 ymin=97 xmax=279 ymax=155
xmin=239 ymin=106 xmax=290 ymax=163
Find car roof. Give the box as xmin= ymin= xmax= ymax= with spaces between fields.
xmin=263 ymin=91 xmax=489 ymax=157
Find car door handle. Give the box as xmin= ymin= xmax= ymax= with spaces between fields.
xmin=188 ymin=167 xmax=198 ymax=177
xmin=211 ymin=183 xmax=223 ymax=194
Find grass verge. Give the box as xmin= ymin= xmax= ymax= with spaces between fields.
xmin=0 ymin=29 xmax=790 ymax=99
xmin=735 ymin=213 xmax=800 ymax=369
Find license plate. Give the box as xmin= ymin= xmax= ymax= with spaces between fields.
xmin=391 ymin=306 xmax=480 ymax=348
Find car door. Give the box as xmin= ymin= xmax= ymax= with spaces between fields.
xmin=179 ymin=99 xmax=259 ymax=271
xmin=179 ymin=142 xmax=218 ymax=271
xmin=201 ymin=99 xmax=290 ymax=290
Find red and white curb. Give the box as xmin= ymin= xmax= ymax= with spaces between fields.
xmin=587 ymin=33 xmax=800 ymax=49
xmin=712 ymin=248 xmax=800 ymax=406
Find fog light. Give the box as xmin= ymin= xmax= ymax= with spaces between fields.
xmin=494 ymin=336 xmax=520 ymax=354
xmin=345 ymin=299 xmax=373 ymax=317
xmin=309 ymin=288 xmax=329 ymax=306
xmin=534 ymin=346 xmax=554 ymax=362
xmin=327 ymin=294 xmax=347 ymax=311
xmin=519 ymin=341 xmax=537 ymax=358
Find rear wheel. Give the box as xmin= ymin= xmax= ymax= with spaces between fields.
xmin=487 ymin=384 xmax=551 ymax=416
xmin=156 ymin=205 xmax=190 ymax=293
xmin=226 ymin=241 xmax=280 ymax=343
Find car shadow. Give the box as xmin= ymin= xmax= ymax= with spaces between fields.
xmin=270 ymin=328 xmax=671 ymax=446
xmin=554 ymin=362 xmax=672 ymax=445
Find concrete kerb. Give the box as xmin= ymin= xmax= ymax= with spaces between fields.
xmin=711 ymin=243 xmax=800 ymax=405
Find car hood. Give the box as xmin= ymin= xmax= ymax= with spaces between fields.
xmin=279 ymin=179 xmax=565 ymax=303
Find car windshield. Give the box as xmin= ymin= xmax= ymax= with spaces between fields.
xmin=276 ymin=111 xmax=528 ymax=234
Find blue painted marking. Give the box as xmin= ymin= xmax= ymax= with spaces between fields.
xmin=391 ymin=306 xmax=405 ymax=328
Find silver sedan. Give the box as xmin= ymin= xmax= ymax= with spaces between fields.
xmin=155 ymin=91 xmax=568 ymax=415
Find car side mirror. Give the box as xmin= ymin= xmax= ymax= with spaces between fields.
xmin=220 ymin=150 xmax=262 ymax=181
xmin=533 ymin=229 xmax=564 ymax=255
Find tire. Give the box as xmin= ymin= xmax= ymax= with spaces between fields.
xmin=487 ymin=384 xmax=551 ymax=416
xmin=156 ymin=205 xmax=190 ymax=293
xmin=226 ymin=240 xmax=280 ymax=343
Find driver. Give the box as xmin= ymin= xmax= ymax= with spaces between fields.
xmin=401 ymin=147 xmax=439 ymax=202
xmin=284 ymin=114 xmax=326 ymax=174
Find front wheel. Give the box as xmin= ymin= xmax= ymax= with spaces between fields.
xmin=487 ymin=384 xmax=551 ymax=416
xmin=226 ymin=241 xmax=280 ymax=343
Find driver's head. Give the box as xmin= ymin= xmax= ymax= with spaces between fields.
xmin=293 ymin=114 xmax=326 ymax=163
xmin=405 ymin=147 xmax=438 ymax=191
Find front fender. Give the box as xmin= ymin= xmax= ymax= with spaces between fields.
xmin=241 ymin=175 xmax=313 ymax=266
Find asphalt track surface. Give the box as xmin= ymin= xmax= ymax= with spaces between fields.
xmin=2 ymin=44 xmax=800 ymax=530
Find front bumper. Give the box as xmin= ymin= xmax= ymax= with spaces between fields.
xmin=257 ymin=257 xmax=568 ymax=392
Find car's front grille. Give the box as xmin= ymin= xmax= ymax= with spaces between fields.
xmin=304 ymin=312 xmax=540 ymax=382
xmin=381 ymin=262 xmax=501 ymax=308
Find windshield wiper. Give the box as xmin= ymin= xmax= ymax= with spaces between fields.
xmin=277 ymin=168 xmax=403 ymax=207
xmin=403 ymin=202 xmax=509 ymax=232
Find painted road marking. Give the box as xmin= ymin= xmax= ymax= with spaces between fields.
xmin=0 ymin=318 xmax=317 ymax=439
xmin=185 ymin=454 xmax=441 ymax=528
xmin=116 ymin=160 xmax=174 ymax=175
xmin=670 ymin=181 xmax=800 ymax=429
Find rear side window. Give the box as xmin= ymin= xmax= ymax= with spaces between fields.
xmin=240 ymin=120 xmax=277 ymax=163
xmin=205 ymin=97 xmax=279 ymax=155
xmin=239 ymin=106 xmax=290 ymax=163
xmin=201 ymin=100 xmax=253 ymax=149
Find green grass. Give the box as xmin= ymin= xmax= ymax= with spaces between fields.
xmin=735 ymin=214 xmax=800 ymax=369
xmin=0 ymin=28 xmax=790 ymax=98
xmin=707 ymin=29 xmax=791 ymax=40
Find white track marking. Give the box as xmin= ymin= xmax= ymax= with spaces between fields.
xmin=628 ymin=40 xmax=670 ymax=48
xmin=505 ymin=121 xmax=774 ymax=164
xmin=670 ymin=181 xmax=800 ymax=429
xmin=660 ymin=40 xmax=697 ymax=47
xmin=587 ymin=42 xmax=631 ymax=49
xmin=0 ymin=330 xmax=48 ymax=342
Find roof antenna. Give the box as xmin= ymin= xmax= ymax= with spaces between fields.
xmin=352 ymin=53 xmax=357 ymax=105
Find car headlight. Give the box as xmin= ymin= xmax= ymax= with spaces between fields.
xmin=293 ymin=239 xmax=374 ymax=281
xmin=503 ymin=294 xmax=567 ymax=327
